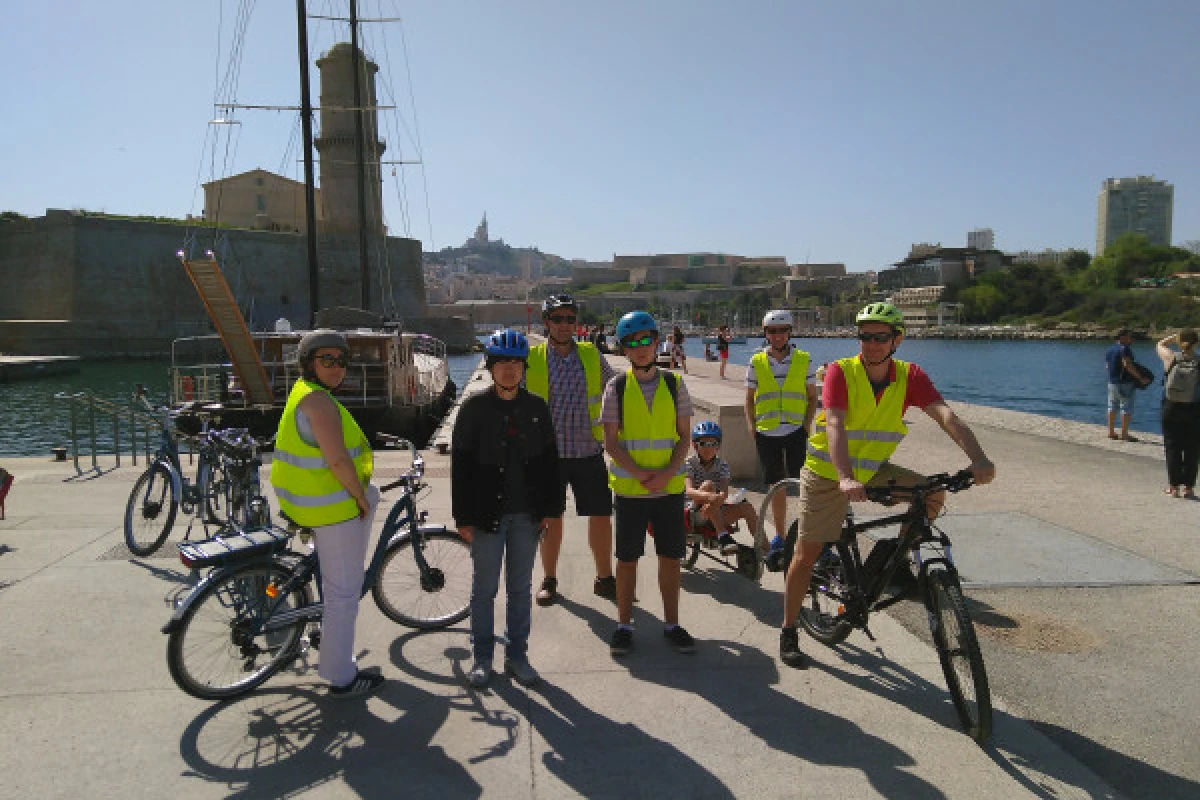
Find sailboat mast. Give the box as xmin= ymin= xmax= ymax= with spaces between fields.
xmin=295 ymin=0 xmax=320 ymax=324
xmin=348 ymin=0 xmax=371 ymax=310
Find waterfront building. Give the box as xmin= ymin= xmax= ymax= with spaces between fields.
xmin=1009 ymin=248 xmax=1078 ymax=266
xmin=1095 ymin=176 xmax=1173 ymax=256
xmin=878 ymin=245 xmax=1010 ymax=290
xmin=967 ymin=228 xmax=995 ymax=251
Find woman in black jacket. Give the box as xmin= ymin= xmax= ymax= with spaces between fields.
xmin=452 ymin=329 xmax=565 ymax=689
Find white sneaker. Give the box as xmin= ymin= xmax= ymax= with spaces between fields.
xmin=467 ymin=660 xmax=491 ymax=688
xmin=504 ymin=658 xmax=541 ymax=687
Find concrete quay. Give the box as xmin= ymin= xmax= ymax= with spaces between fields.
xmin=0 ymin=354 xmax=80 ymax=382
xmin=0 ymin=351 xmax=1194 ymax=798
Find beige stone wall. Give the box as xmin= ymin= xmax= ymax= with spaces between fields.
xmin=202 ymin=169 xmax=320 ymax=233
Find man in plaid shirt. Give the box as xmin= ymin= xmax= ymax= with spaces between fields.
xmin=526 ymin=295 xmax=619 ymax=604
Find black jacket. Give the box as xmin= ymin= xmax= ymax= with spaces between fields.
xmin=451 ymin=388 xmax=565 ymax=532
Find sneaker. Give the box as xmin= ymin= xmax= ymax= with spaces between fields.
xmin=329 ymin=670 xmax=385 ymax=698
xmin=610 ymin=627 xmax=634 ymax=656
xmin=664 ymin=625 xmax=696 ymax=654
xmin=593 ymin=575 xmax=617 ymax=600
xmin=504 ymin=658 xmax=541 ymax=687
xmin=779 ymin=627 xmax=807 ymax=669
xmin=467 ymin=660 xmax=492 ymax=688
xmin=535 ymin=576 xmax=558 ymax=606
xmin=718 ymin=533 xmax=738 ymax=556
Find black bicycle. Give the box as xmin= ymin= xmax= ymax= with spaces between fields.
xmin=162 ymin=440 xmax=470 ymax=700
xmin=773 ymin=468 xmax=992 ymax=743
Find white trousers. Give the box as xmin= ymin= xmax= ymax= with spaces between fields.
xmin=312 ymin=484 xmax=379 ymax=687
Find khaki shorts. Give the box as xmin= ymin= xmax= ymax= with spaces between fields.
xmin=795 ymin=463 xmax=925 ymax=543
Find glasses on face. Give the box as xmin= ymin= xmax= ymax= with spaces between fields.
xmin=765 ymin=327 xmax=791 ymax=335
xmin=315 ymin=354 xmax=348 ymax=368
xmin=547 ymin=314 xmax=577 ymax=324
xmin=857 ymin=331 xmax=895 ymax=343
xmin=622 ymin=335 xmax=656 ymax=348
xmin=695 ymin=440 xmax=720 ymax=449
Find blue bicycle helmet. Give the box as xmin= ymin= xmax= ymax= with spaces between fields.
xmin=616 ymin=310 xmax=658 ymax=341
xmin=692 ymin=420 xmax=722 ymax=442
xmin=484 ymin=329 xmax=530 ymax=359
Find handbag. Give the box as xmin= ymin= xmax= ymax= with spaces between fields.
xmin=1127 ymin=360 xmax=1154 ymax=390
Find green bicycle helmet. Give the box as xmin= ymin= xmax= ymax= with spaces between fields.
xmin=855 ymin=302 xmax=905 ymax=333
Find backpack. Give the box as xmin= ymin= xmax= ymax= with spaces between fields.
xmin=1163 ymin=355 xmax=1200 ymax=403
xmin=614 ymin=371 xmax=679 ymax=426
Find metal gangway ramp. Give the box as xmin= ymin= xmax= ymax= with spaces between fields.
xmin=178 ymin=255 xmax=274 ymax=407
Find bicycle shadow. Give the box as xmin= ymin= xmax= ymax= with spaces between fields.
xmin=177 ymin=680 xmax=481 ymax=799
xmin=556 ymin=596 xmax=948 ymax=799
xmin=805 ymin=642 xmax=1156 ymax=799
xmin=679 ymin=560 xmax=782 ymax=627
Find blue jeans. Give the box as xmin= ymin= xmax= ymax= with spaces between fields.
xmin=469 ymin=513 xmax=539 ymax=663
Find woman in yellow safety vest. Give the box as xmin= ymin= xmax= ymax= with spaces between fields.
xmin=270 ymin=329 xmax=382 ymax=698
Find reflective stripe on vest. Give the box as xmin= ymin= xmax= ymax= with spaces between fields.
xmin=804 ymin=357 xmax=908 ymax=483
xmin=607 ymin=370 xmax=686 ymax=495
xmin=270 ymin=378 xmax=373 ymax=527
xmin=526 ymin=341 xmax=605 ymax=442
xmin=751 ymin=349 xmax=810 ymax=431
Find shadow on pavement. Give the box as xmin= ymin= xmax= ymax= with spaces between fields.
xmin=558 ymin=595 xmax=948 ymax=799
xmin=178 ymin=680 xmax=481 ymax=799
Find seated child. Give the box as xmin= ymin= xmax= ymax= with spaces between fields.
xmin=684 ymin=421 xmax=757 ymax=555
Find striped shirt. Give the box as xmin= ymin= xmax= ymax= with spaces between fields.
xmin=685 ymin=454 xmax=731 ymax=493
xmin=544 ymin=343 xmax=616 ymax=459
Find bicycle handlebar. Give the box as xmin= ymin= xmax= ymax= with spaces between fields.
xmin=864 ymin=468 xmax=975 ymax=503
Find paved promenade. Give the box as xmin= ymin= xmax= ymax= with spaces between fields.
xmin=0 ymin=352 xmax=1194 ymax=798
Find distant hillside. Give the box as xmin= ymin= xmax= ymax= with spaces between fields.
xmin=426 ymin=240 xmax=572 ymax=277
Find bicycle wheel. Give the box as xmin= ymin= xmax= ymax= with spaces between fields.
xmin=199 ymin=458 xmax=230 ymax=524
xmin=796 ymin=540 xmax=854 ymax=646
xmin=167 ymin=562 xmax=311 ymax=700
xmin=124 ymin=463 xmax=179 ymax=556
xmin=372 ymin=531 xmax=471 ymax=629
xmin=925 ymin=568 xmax=993 ymax=742
xmin=682 ymin=535 xmax=701 ymax=570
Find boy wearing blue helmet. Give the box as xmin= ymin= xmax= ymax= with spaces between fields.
xmin=601 ymin=310 xmax=696 ymax=656
xmin=685 ymin=421 xmax=758 ymax=555
xmin=452 ymin=329 xmax=566 ymax=689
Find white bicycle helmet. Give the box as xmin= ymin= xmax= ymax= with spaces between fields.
xmin=762 ymin=309 xmax=794 ymax=329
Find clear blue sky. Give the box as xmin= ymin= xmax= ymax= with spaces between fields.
xmin=3 ymin=1 xmax=1197 ymax=271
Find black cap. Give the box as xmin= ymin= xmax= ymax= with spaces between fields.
xmin=1116 ymin=328 xmax=1132 ymax=338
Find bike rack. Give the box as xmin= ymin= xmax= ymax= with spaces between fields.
xmin=52 ymin=391 xmax=172 ymax=474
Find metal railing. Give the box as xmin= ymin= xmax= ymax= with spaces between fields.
xmin=52 ymin=391 xmax=167 ymax=474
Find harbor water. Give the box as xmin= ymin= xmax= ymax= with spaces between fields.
xmin=0 ymin=339 xmax=1170 ymax=457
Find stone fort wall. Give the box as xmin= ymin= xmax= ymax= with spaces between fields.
xmin=0 ymin=210 xmax=427 ymax=357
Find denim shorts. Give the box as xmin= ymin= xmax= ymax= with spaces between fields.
xmin=1108 ymin=382 xmax=1136 ymax=414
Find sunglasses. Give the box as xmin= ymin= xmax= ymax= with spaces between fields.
xmin=622 ymin=335 xmax=656 ymax=348
xmin=695 ymin=440 xmax=720 ymax=448
xmin=315 ymin=354 xmax=348 ymax=368
xmin=765 ymin=327 xmax=791 ymax=335
xmin=857 ymin=331 xmax=895 ymax=343
xmin=547 ymin=315 xmax=577 ymax=324
xmin=492 ymin=356 xmax=526 ymax=365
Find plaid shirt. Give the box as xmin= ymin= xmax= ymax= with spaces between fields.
xmin=545 ymin=344 xmax=616 ymax=459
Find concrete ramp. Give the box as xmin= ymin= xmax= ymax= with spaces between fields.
xmin=932 ymin=512 xmax=1200 ymax=588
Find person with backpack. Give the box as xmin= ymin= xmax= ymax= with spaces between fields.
xmin=601 ymin=310 xmax=696 ymax=656
xmin=1155 ymin=330 xmax=1200 ymax=499
xmin=1105 ymin=329 xmax=1141 ymax=442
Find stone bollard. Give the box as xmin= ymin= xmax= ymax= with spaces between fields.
xmin=51 ymin=447 xmax=68 ymax=462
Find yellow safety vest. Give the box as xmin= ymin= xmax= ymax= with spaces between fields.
xmin=751 ymin=348 xmax=810 ymax=432
xmin=607 ymin=370 xmax=686 ymax=496
xmin=270 ymin=379 xmax=373 ymax=527
xmin=526 ymin=341 xmax=605 ymax=442
xmin=805 ymin=357 xmax=909 ymax=483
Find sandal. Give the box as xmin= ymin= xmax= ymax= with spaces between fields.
xmin=1183 ymin=489 xmax=1196 ymax=500
xmin=1166 ymin=486 xmax=1179 ymax=496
